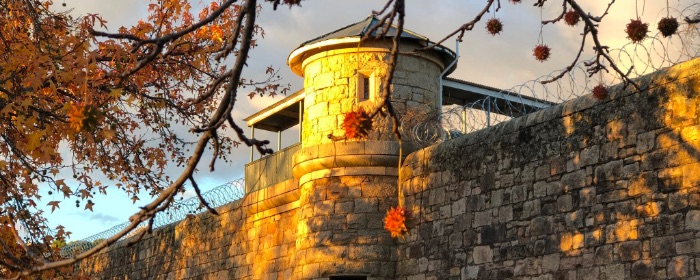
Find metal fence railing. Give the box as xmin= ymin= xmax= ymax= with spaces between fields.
xmin=244 ymin=142 xmax=300 ymax=193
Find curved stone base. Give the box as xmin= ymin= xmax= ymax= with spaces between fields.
xmin=293 ymin=141 xmax=417 ymax=179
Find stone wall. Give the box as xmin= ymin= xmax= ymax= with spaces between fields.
xmin=397 ymin=58 xmax=700 ymax=279
xmin=77 ymin=185 xmax=300 ymax=279
xmin=78 ymin=58 xmax=700 ymax=280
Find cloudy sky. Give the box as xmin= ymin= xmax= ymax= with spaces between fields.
xmin=43 ymin=0 xmax=696 ymax=241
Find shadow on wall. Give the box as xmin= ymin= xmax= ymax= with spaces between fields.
xmin=397 ymin=58 xmax=700 ymax=279
xmin=75 ymin=197 xmax=300 ymax=279
xmin=294 ymin=175 xmax=398 ymax=279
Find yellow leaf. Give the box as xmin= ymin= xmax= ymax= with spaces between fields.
xmin=210 ymin=25 xmax=223 ymax=42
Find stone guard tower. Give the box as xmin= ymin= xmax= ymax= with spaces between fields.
xmin=243 ymin=15 xmax=551 ymax=279
xmin=287 ymin=16 xmax=456 ymax=278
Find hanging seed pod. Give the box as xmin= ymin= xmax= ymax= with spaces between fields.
xmin=592 ymin=84 xmax=608 ymax=100
xmin=625 ymin=18 xmax=649 ymax=43
xmin=564 ymin=10 xmax=580 ymax=26
xmin=342 ymin=108 xmax=373 ymax=139
xmin=486 ymin=18 xmax=503 ymax=36
xmin=533 ymin=44 xmax=551 ymax=62
xmin=658 ymin=17 xmax=679 ymax=37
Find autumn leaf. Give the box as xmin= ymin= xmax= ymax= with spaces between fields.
xmin=210 ymin=25 xmax=224 ymax=42
xmin=84 ymin=201 xmax=94 ymax=212
xmin=47 ymin=201 xmax=61 ymax=213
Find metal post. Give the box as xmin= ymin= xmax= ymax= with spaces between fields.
xmin=250 ymin=125 xmax=255 ymax=162
xmin=462 ymin=107 xmax=467 ymax=133
xmin=486 ymin=98 xmax=491 ymax=127
xmin=277 ymin=130 xmax=281 ymax=151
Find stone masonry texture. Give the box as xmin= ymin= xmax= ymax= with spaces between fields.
xmin=397 ymin=58 xmax=700 ymax=279
xmin=77 ymin=58 xmax=700 ymax=279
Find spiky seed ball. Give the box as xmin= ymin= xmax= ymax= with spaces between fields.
xmin=592 ymin=84 xmax=608 ymax=100
xmin=625 ymin=19 xmax=649 ymax=43
xmin=384 ymin=206 xmax=408 ymax=238
xmin=486 ymin=18 xmax=503 ymax=36
xmin=343 ymin=108 xmax=373 ymax=139
xmin=564 ymin=10 xmax=580 ymax=26
xmin=533 ymin=44 xmax=551 ymax=62
xmin=658 ymin=17 xmax=679 ymax=37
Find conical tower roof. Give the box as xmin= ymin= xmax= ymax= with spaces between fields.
xmin=287 ymin=15 xmax=456 ymax=76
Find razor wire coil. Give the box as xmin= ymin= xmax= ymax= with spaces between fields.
xmin=404 ymin=5 xmax=700 ymax=147
xmin=59 ymin=178 xmax=245 ymax=258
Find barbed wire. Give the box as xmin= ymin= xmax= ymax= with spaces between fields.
xmin=59 ymin=178 xmax=245 ymax=258
xmin=404 ymin=4 xmax=700 ymax=147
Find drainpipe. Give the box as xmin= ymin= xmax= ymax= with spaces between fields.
xmin=438 ymin=39 xmax=459 ymax=107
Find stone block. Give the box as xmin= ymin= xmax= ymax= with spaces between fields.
xmin=473 ymin=211 xmax=491 ymax=228
xmin=631 ymin=260 xmax=654 ymax=279
xmin=461 ymin=265 xmax=480 ymax=280
xmin=523 ymin=199 xmax=541 ymax=218
xmin=511 ymin=184 xmax=528 ymax=203
xmin=565 ymin=209 xmax=584 ymax=229
xmin=616 ymin=241 xmax=642 ymax=262
xmin=429 ymin=188 xmax=445 ymax=206
xmin=594 ymin=160 xmax=623 ymax=183
xmin=354 ymin=198 xmax=378 ymax=213
xmin=576 ymin=267 xmax=599 ymax=280
xmin=636 ymin=131 xmax=656 ymax=153
xmin=668 ymin=192 xmax=688 ymax=211
xmin=452 ymin=197 xmax=466 ymax=216
xmin=683 ymin=163 xmax=700 ymax=189
xmin=676 ymin=239 xmax=700 ymax=254
xmin=686 ymin=210 xmax=700 ymax=230
xmin=580 ymin=145 xmax=600 ymax=166
xmin=595 ymin=245 xmax=613 ymax=265
xmin=668 ymin=256 xmax=689 ymax=279
xmin=602 ymin=264 xmax=625 ymax=280
xmin=561 ymin=170 xmax=586 ymax=191
xmin=534 ymin=181 xmax=547 ymax=198
xmin=530 ymin=216 xmax=553 ymax=236
xmin=499 ymin=205 xmax=513 ymax=223
xmin=491 ymin=189 xmax=504 ymax=208
xmin=472 ymin=246 xmax=493 ymax=265
xmin=542 ymin=253 xmax=560 ymax=273
xmin=479 ymin=224 xmax=505 ymax=245
xmin=557 ymin=195 xmax=573 ymax=212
